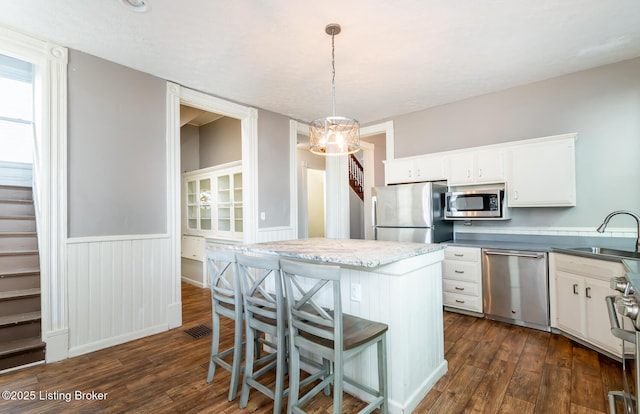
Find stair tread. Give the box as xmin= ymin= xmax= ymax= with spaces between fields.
xmin=0 ymin=215 xmax=36 ymax=220
xmin=0 ymin=311 xmax=41 ymax=327
xmin=0 ymin=249 xmax=38 ymax=255
xmin=0 ymin=288 xmax=40 ymax=301
xmin=0 ymin=269 xmax=40 ymax=277
xmin=0 ymin=337 xmax=45 ymax=357
xmin=0 ymin=184 xmax=31 ymax=190
xmin=0 ymin=199 xmax=33 ymax=204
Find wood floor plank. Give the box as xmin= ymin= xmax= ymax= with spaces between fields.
xmin=498 ymin=395 xmax=535 ymax=414
xmin=494 ymin=324 xmax=528 ymax=364
xmin=505 ymin=367 xmax=542 ymax=404
xmin=535 ymin=363 xmax=572 ymax=414
xmin=571 ymin=346 xmax=606 ymax=412
xmin=464 ymin=358 xmax=516 ymax=413
xmin=545 ymin=331 xmax=573 ymax=369
xmin=428 ymin=364 xmax=486 ymax=414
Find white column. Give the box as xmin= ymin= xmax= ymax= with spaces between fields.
xmin=325 ymin=155 xmax=350 ymax=238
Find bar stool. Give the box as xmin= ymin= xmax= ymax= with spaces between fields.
xmin=236 ymin=252 xmax=287 ymax=413
xmin=280 ymin=259 xmax=389 ymax=414
xmin=205 ymin=249 xmax=243 ymax=401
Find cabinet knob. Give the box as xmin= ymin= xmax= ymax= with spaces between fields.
xmin=478 ymin=168 xmax=483 ymax=177
xmin=454 ymin=253 xmax=464 ymax=257
xmin=455 ymin=299 xmax=465 ymax=304
xmin=514 ymin=190 xmax=519 ymax=200
xmin=572 ymin=283 xmax=579 ymax=295
xmin=455 ymin=286 xmax=465 ymax=291
xmin=585 ymin=287 xmax=592 ymax=299
xmin=454 ymin=270 xmax=465 ymax=274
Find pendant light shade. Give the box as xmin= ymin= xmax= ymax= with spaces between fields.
xmin=309 ymin=24 xmax=360 ymax=156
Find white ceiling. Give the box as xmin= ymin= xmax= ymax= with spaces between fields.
xmin=1 ymin=0 xmax=639 ymax=124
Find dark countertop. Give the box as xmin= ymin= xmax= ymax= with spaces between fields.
xmin=445 ymin=233 xmax=638 ymax=261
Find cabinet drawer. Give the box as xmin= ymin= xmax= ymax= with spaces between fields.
xmin=181 ymin=235 xmax=205 ymax=261
xmin=443 ymin=279 xmax=480 ymax=297
xmin=443 ymin=261 xmax=480 ymax=283
xmin=444 ymin=292 xmax=482 ymax=312
xmin=445 ymin=246 xmax=481 ymax=262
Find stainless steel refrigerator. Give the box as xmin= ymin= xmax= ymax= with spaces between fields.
xmin=373 ymin=181 xmax=452 ymax=243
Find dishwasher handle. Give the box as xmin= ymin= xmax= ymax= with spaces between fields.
xmin=483 ymin=250 xmax=545 ymax=259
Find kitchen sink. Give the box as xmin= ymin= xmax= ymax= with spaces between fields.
xmin=568 ymin=246 xmax=640 ymax=260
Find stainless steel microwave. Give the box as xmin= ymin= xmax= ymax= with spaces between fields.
xmin=445 ymin=187 xmax=508 ymax=220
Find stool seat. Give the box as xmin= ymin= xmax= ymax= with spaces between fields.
xmin=301 ymin=312 xmax=388 ymax=350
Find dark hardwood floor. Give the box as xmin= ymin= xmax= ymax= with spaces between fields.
xmin=0 ymin=282 xmax=627 ymax=413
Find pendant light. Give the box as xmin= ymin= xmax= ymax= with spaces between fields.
xmin=309 ymin=24 xmax=361 ymax=156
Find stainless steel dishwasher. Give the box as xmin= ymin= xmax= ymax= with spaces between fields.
xmin=482 ymin=249 xmax=550 ymax=331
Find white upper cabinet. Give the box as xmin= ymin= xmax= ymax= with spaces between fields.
xmin=448 ymin=149 xmax=504 ymax=186
xmin=385 ymin=154 xmax=446 ymax=184
xmin=384 ymin=133 xmax=576 ymax=208
xmin=507 ymin=134 xmax=576 ymax=207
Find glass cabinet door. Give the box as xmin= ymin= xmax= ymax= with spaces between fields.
xmin=199 ymin=178 xmax=212 ymax=231
xmin=217 ymin=175 xmax=231 ymax=232
xmin=186 ymin=180 xmax=198 ymax=230
xmin=184 ymin=164 xmax=242 ymax=238
xmin=233 ymin=172 xmax=243 ymax=233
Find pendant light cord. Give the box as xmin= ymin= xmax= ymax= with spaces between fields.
xmin=331 ymin=28 xmax=336 ymax=117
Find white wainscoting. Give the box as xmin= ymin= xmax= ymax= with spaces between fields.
xmin=256 ymin=226 xmax=297 ymax=243
xmin=66 ymin=234 xmax=173 ymax=357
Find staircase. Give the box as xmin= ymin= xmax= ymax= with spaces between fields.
xmin=349 ymin=154 xmax=364 ymax=201
xmin=0 ymin=184 xmax=45 ymax=371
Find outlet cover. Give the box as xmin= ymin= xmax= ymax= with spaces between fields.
xmin=350 ymin=283 xmax=361 ymax=302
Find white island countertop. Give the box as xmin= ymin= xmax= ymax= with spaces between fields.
xmin=241 ymin=237 xmax=444 ymax=268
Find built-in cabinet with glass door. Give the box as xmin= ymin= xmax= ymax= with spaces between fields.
xmin=183 ymin=161 xmax=243 ymax=240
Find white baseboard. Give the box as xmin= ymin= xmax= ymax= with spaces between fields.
xmin=68 ymin=324 xmax=167 ymax=358
xmin=44 ymin=328 xmax=69 ymax=363
xmin=167 ymin=302 xmax=183 ymax=329
xmin=181 ymin=276 xmax=206 ymax=288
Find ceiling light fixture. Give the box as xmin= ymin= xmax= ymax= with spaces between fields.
xmin=120 ymin=0 xmax=149 ymax=13
xmin=309 ymin=24 xmax=360 ymax=156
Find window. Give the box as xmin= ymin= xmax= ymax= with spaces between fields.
xmin=0 ymin=54 xmax=33 ymax=163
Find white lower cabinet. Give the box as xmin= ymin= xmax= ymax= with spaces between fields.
xmin=550 ymin=253 xmax=627 ymax=357
xmin=442 ymin=246 xmax=483 ymax=314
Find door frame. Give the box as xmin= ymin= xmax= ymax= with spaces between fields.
xmin=0 ymin=25 xmax=69 ymax=362
xmin=165 ymin=83 xmax=258 ymax=326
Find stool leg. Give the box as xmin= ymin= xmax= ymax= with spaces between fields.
xmin=239 ymin=322 xmax=255 ymax=408
xmin=378 ymin=334 xmax=388 ymax=414
xmin=333 ymin=356 xmax=343 ymax=414
xmin=273 ymin=331 xmax=286 ymax=413
xmin=228 ymin=316 xmax=243 ymax=401
xmin=207 ymin=312 xmax=221 ymax=383
xmin=287 ymin=344 xmax=301 ymax=414
xmin=323 ymin=358 xmax=331 ymax=396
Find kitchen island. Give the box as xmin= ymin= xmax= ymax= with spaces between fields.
xmin=241 ymin=238 xmax=447 ymax=414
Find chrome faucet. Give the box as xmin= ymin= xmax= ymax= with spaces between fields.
xmin=596 ymin=210 xmax=640 ymax=252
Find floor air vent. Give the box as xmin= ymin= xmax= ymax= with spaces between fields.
xmin=184 ymin=324 xmax=212 ymax=339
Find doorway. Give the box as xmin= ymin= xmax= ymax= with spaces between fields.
xmin=293 ymin=122 xmax=391 ymax=241
xmin=165 ymin=83 xmax=258 ymax=329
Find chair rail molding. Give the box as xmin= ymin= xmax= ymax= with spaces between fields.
xmin=0 ymin=24 xmax=69 ymax=362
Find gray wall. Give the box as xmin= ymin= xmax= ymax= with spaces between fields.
xmin=388 ymin=57 xmax=640 ymax=229
xmin=361 ymin=133 xmax=387 ymax=187
xmin=180 ymin=124 xmax=199 ymax=173
xmin=199 ymin=117 xmax=241 ymax=168
xmin=257 ymin=109 xmax=291 ymax=228
xmin=67 ymin=50 xmax=166 ymax=237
